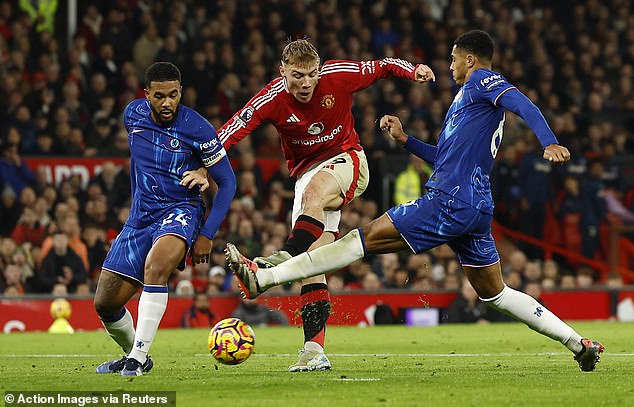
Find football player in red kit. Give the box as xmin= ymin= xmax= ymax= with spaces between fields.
xmin=218 ymin=39 xmax=434 ymax=372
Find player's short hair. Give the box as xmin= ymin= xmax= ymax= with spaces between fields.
xmin=145 ymin=62 xmax=181 ymax=86
xmin=454 ymin=30 xmax=494 ymax=62
xmin=281 ymin=39 xmax=320 ymax=67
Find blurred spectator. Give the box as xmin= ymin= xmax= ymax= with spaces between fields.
xmin=503 ymin=250 xmax=527 ymax=275
xmin=206 ymin=265 xmax=227 ymax=294
xmin=175 ymin=280 xmax=194 ymax=296
xmin=504 ymin=270 xmax=522 ymax=290
xmin=2 ymin=263 xmax=24 ymax=295
xmin=560 ymin=273 xmax=576 ymax=289
xmin=518 ymin=138 xmax=554 ymax=258
xmin=6 ymin=107 xmax=38 ymax=151
xmin=580 ymin=160 xmax=607 ymax=259
xmin=556 ymin=175 xmax=583 ymax=254
xmin=0 ymin=185 xmax=21 ymax=236
xmin=327 ymin=273 xmax=345 ymax=291
xmin=576 ymin=266 xmax=595 ymax=288
xmin=36 ymin=230 xmax=87 ymax=293
xmin=19 ymin=0 xmax=58 ymax=34
xmin=360 ymin=271 xmax=383 ymax=291
xmin=604 ymin=272 xmax=624 ymax=289
xmin=234 ymin=150 xmax=264 ymax=194
xmin=10 ymin=207 xmax=46 ymax=246
xmin=522 ymin=261 xmax=543 ymax=285
xmin=38 ymin=215 xmax=89 ymax=272
xmin=231 ymin=297 xmax=289 ymax=327
xmin=181 ymin=292 xmax=214 ymax=328
xmin=0 ymin=142 xmax=35 ymax=197
xmin=445 ymin=278 xmax=489 ymax=324
xmin=393 ymin=154 xmax=431 ymax=205
xmin=82 ymin=224 xmax=108 ymax=281
xmin=133 ymin=23 xmax=163 ymax=75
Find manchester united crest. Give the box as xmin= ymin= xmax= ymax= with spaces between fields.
xmin=320 ymin=94 xmax=335 ymax=108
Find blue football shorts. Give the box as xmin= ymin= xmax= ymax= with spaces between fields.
xmin=386 ymin=189 xmax=500 ymax=267
xmin=102 ymin=203 xmax=204 ymax=284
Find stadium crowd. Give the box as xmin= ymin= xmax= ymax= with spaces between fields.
xmin=1 ymin=0 xmax=633 ymax=299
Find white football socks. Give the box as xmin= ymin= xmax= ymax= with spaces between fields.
xmin=127 ymin=286 xmax=168 ymax=364
xmin=258 ymin=229 xmax=366 ymax=288
xmin=481 ymin=285 xmax=583 ymax=353
xmin=101 ymin=308 xmax=135 ymax=354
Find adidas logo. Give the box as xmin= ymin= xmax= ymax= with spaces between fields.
xmin=286 ymin=114 xmax=300 ymax=123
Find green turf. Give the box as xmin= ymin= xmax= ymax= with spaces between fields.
xmin=1 ymin=322 xmax=632 ymax=406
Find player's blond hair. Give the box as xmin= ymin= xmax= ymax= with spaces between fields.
xmin=281 ymin=39 xmax=320 ymax=67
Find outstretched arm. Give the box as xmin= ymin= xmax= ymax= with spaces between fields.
xmin=379 ymin=115 xmax=437 ymax=164
xmin=328 ymin=59 xmax=435 ymax=93
xmin=497 ymin=90 xmax=570 ymax=163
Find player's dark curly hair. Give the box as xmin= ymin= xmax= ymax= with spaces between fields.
xmin=145 ymin=62 xmax=181 ymax=86
xmin=454 ymin=30 xmax=494 ymax=62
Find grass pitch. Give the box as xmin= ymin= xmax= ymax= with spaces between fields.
xmin=1 ymin=322 xmax=632 ymax=406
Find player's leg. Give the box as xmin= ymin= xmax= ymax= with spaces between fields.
xmin=228 ymin=190 xmax=434 ymax=294
xmin=465 ymin=261 xmax=584 ymax=346
xmin=465 ymin=262 xmax=603 ymax=371
xmin=290 ymin=233 xmax=335 ymax=372
xmin=228 ymin=213 xmax=408 ymax=291
xmin=95 ymin=225 xmax=153 ymax=374
xmin=455 ymin=211 xmax=603 ymax=371
xmin=94 ymin=270 xmax=140 ymax=352
xmin=285 ymin=163 xmax=345 ymax=372
xmin=256 ymin=162 xmax=342 ymax=267
xmin=93 ymin=270 xmax=142 ymax=373
xmin=267 ymin=151 xmax=367 ymax=371
xmin=122 ymin=204 xmax=202 ymax=376
xmin=123 ymin=234 xmax=186 ymax=375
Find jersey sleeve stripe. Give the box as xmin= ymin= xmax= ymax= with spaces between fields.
xmin=321 ymin=64 xmax=360 ymax=72
xmin=319 ymin=69 xmax=361 ymax=77
xmin=252 ymin=82 xmax=285 ymax=109
xmin=382 ymin=58 xmax=415 ymax=72
xmin=493 ymin=86 xmax=517 ymax=107
xmin=322 ymin=62 xmax=359 ymax=69
xmin=218 ymin=118 xmax=244 ymax=144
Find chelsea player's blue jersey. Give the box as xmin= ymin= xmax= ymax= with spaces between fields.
xmin=425 ymin=68 xmax=515 ymax=215
xmin=123 ymin=98 xmax=227 ymax=228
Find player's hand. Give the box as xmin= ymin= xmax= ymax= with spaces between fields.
xmin=192 ymin=235 xmax=212 ymax=264
xmin=414 ymin=64 xmax=436 ymax=83
xmin=379 ymin=115 xmax=408 ymax=144
xmin=180 ymin=167 xmax=210 ymax=192
xmin=543 ymin=144 xmax=571 ymax=164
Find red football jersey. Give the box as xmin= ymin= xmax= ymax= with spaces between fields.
xmin=218 ymin=58 xmax=418 ymax=177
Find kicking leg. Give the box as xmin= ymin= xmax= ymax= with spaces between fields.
xmin=465 ymin=263 xmax=603 ymax=371
xmin=228 ymin=214 xmax=408 ymax=295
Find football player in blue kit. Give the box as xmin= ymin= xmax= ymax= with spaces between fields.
xmin=227 ymin=30 xmax=604 ymax=371
xmin=94 ymin=62 xmax=236 ymax=376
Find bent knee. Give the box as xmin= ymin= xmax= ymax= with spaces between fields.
xmin=94 ymin=296 xmax=123 ymax=320
xmin=144 ymin=262 xmax=175 ymax=284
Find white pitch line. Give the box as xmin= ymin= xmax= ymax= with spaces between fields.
xmin=0 ymin=354 xmax=116 ymax=358
xmin=2 ymin=353 xmax=633 ymax=358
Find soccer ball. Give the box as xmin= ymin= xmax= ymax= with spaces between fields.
xmin=49 ymin=298 xmax=72 ymax=319
xmin=207 ymin=318 xmax=255 ymax=365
